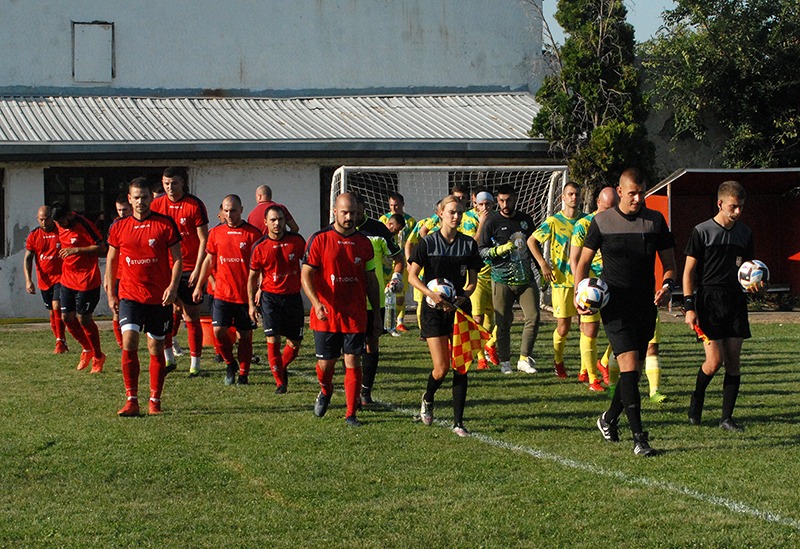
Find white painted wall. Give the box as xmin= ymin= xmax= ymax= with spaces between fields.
xmin=0 ymin=0 xmax=543 ymax=94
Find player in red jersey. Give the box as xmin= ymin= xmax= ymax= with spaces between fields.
xmin=301 ymin=193 xmax=381 ymax=427
xmin=151 ymin=167 xmax=209 ymax=376
xmin=24 ymin=206 xmax=67 ymax=354
xmin=51 ymin=203 xmax=107 ymax=373
xmin=107 ymin=178 xmax=182 ymax=416
xmin=106 ymin=194 xmax=133 ymax=349
xmin=248 ymin=205 xmax=306 ymax=394
xmin=247 ymin=184 xmax=300 ymax=235
xmin=193 ymin=194 xmax=262 ymax=385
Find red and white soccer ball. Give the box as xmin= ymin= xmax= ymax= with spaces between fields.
xmin=737 ymin=260 xmax=769 ymax=290
xmin=425 ymin=278 xmax=456 ymax=309
xmin=576 ymin=278 xmax=610 ymax=314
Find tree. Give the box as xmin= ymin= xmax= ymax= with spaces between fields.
xmin=642 ymin=0 xmax=800 ymax=168
xmin=529 ymin=0 xmax=655 ymax=194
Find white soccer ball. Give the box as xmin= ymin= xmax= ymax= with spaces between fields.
xmin=576 ymin=278 xmax=610 ymax=314
xmin=738 ymin=260 xmax=769 ymax=290
xmin=425 ymin=278 xmax=456 ymax=308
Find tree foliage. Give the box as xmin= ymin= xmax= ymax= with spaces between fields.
xmin=642 ymin=0 xmax=800 ymax=168
xmin=530 ymin=0 xmax=654 ymax=192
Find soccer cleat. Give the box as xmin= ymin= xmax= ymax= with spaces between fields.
xmin=452 ymin=424 xmax=470 ymax=437
xmin=314 ymin=392 xmax=331 ymax=417
xmin=517 ymin=358 xmax=538 ymax=374
xmin=76 ymin=350 xmax=92 ymax=371
xmin=597 ymin=412 xmax=620 ymax=442
xmin=577 ymin=371 xmax=589 ymax=383
xmin=148 ymin=399 xmax=162 ymax=415
xmin=189 ymin=366 xmax=201 ymax=378
xmin=390 ymin=330 xmax=402 ymax=337
xmin=164 ymin=361 xmax=177 ymax=375
xmin=54 ymin=340 xmax=69 ymax=354
xmin=236 ymin=374 xmax=249 ymax=385
xmin=633 ymin=432 xmax=657 ymax=457
xmin=224 ymin=363 xmax=237 ymax=386
xmin=596 ymin=360 xmax=610 ymax=386
xmin=477 ymin=358 xmax=489 ymax=370
xmin=171 ymin=341 xmax=184 ymax=357
xmin=251 ymin=355 xmax=261 ymax=364
xmin=553 ymin=361 xmax=568 ymax=379
xmin=117 ymin=399 xmax=140 ymax=417
xmin=688 ymin=394 xmax=702 ymax=425
xmin=274 ymin=384 xmax=287 ymax=395
xmin=345 ymin=415 xmax=362 ymax=427
xmin=395 ymin=323 xmax=409 ymax=333
xmin=499 ymin=361 xmax=513 ymax=375
xmin=588 ymin=380 xmax=605 ymax=392
xmin=90 ymin=353 xmax=106 ymax=374
xmin=360 ymin=388 xmax=374 ymax=406
xmin=719 ymin=418 xmax=744 ymax=432
xmin=420 ymin=396 xmax=434 ymax=426
xmin=484 ymin=344 xmax=500 ymax=366
xmin=650 ymin=391 xmax=667 ymax=404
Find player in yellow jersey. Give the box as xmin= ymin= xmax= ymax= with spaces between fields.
xmin=379 ymin=192 xmax=416 ymax=333
xmin=470 ymin=189 xmax=500 ymax=368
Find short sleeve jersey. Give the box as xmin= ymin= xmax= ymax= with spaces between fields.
xmin=25 ymin=227 xmax=62 ymax=290
xmin=303 ymin=226 xmax=375 ymax=333
xmin=247 ymin=201 xmax=296 ymax=235
xmin=249 ymin=232 xmax=307 ymax=295
xmin=358 ymin=217 xmax=403 ymax=308
xmin=378 ymin=212 xmax=417 ymax=249
xmin=685 ymin=218 xmax=754 ymax=291
xmin=57 ymin=214 xmax=103 ymax=291
xmin=151 ymin=193 xmax=209 ymax=273
xmin=409 ymin=230 xmax=483 ymax=295
xmin=478 ymin=210 xmax=536 ymax=285
xmin=206 ymin=221 xmax=262 ymax=304
xmin=533 ymin=211 xmax=586 ymax=288
xmin=584 ymin=206 xmax=675 ymax=297
xmin=571 ymin=212 xmax=603 ymax=277
xmin=108 ymin=213 xmax=181 ymax=305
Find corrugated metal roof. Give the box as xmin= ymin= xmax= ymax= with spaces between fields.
xmin=0 ymin=93 xmax=541 ymax=144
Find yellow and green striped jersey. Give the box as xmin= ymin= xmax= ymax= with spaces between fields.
xmin=378 ymin=212 xmax=416 ymax=248
xmin=533 ymin=211 xmax=586 ymax=287
xmin=571 ymin=212 xmax=603 ymax=277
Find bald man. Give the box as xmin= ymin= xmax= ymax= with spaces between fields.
xmin=247 ymin=185 xmax=300 ymax=235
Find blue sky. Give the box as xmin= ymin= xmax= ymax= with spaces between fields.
xmin=542 ymin=0 xmax=677 ymax=44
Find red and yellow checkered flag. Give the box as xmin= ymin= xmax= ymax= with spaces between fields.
xmin=451 ymin=308 xmax=491 ymax=373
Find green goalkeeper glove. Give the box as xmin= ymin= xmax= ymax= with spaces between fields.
xmin=493 ymin=241 xmax=516 ymax=257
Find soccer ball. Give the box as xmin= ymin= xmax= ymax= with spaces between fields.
xmin=425 ymin=278 xmax=456 ymax=308
xmin=738 ymin=260 xmax=769 ymax=290
xmin=575 ymin=278 xmax=610 ymax=314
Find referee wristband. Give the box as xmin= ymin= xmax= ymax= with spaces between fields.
xmin=684 ymin=296 xmax=695 ymax=311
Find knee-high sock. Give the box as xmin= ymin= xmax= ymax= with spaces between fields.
xmin=362 ymin=352 xmax=379 ymax=390
xmin=396 ymin=294 xmax=406 ymax=324
xmin=48 ymin=310 xmax=59 ymax=341
xmin=600 ymin=344 xmax=612 ymax=366
xmin=186 ymin=319 xmax=203 ymax=358
xmin=344 ymin=366 xmax=359 ymax=417
xmin=608 ymin=353 xmax=620 ymax=386
xmin=267 ymin=342 xmax=284 ymax=385
xmin=553 ymin=329 xmax=567 ymax=364
xmin=645 ymin=355 xmax=661 ymax=396
xmin=580 ymin=333 xmax=599 ymax=383
xmin=237 ymin=336 xmax=252 ymax=376
xmin=149 ymin=353 xmax=166 ymax=401
xmin=121 ymin=350 xmax=140 ymax=399
xmin=112 ymin=319 xmax=123 ymax=349
xmin=316 ymin=362 xmax=334 ymax=396
xmin=282 ymin=343 xmax=299 ymax=368
xmin=216 ymin=329 xmax=236 ymax=365
xmin=606 ymin=377 xmax=624 ymax=421
xmin=452 ymin=372 xmax=468 ymax=425
xmin=721 ymin=373 xmax=741 ymax=420
xmin=65 ymin=317 xmax=91 ymax=351
xmin=53 ymin=308 xmax=66 ymax=341
xmin=424 ymin=372 xmax=445 ymax=403
xmin=618 ymin=371 xmax=643 ymax=434
xmin=82 ymin=320 xmax=102 ymax=358
xmin=172 ymin=310 xmax=182 ymax=337
xmin=693 ymin=367 xmax=714 ymax=399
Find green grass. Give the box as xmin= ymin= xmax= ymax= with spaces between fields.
xmin=2 ymin=316 xmax=799 ymax=547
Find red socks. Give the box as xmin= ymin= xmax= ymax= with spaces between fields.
xmin=112 ymin=319 xmax=123 ymax=349
xmin=316 ymin=362 xmax=335 ymax=396
xmin=187 ymin=319 xmax=203 ymax=358
xmin=121 ymin=349 xmax=140 ymax=399
xmin=237 ymin=335 xmax=252 ymax=376
xmin=282 ymin=343 xmax=299 ymax=368
xmin=149 ymin=353 xmax=166 ymax=401
xmin=172 ymin=310 xmax=182 ymax=337
xmin=344 ymin=366 xmax=360 ymax=417
xmin=268 ymin=341 xmax=284 ymax=385
xmin=215 ymin=329 xmax=236 ymax=365
xmin=65 ymin=317 xmax=91 ymax=351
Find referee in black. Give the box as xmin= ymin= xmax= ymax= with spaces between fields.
xmin=575 ymin=168 xmax=677 ymax=456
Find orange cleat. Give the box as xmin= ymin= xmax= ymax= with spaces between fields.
xmin=76 ymin=350 xmax=92 ymax=371
xmin=577 ymin=371 xmax=589 ymax=383
xmin=148 ymin=399 xmax=162 ymax=415
xmin=54 ymin=340 xmax=69 ymax=354
xmin=554 ymin=361 xmax=568 ymax=379
xmin=484 ymin=344 xmax=500 ymax=366
xmin=90 ymin=353 xmax=106 ymax=374
xmin=117 ymin=399 xmax=141 ymax=417
xmin=589 ymin=380 xmax=606 ymax=392
xmin=596 ymin=360 xmax=610 ymax=386
xmin=395 ymin=323 xmax=409 ymax=333
xmin=477 ymin=358 xmax=489 ymax=370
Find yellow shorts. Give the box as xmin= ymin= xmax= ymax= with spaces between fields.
xmin=649 ymin=312 xmax=661 ymax=344
xmin=551 ymin=286 xmax=577 ymax=319
xmin=470 ymin=278 xmax=493 ymax=316
xmin=580 ymin=310 xmax=601 ymax=323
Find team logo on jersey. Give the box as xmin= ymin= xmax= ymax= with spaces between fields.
xmin=520 ymin=221 xmax=529 ymax=230
xmin=149 ymin=238 xmax=156 ymax=247
xmin=180 ymin=217 xmax=187 ymax=225
xmin=288 ymin=253 xmax=296 ymax=261
xmin=239 ymin=241 xmax=246 ymax=249
xmin=70 ymin=237 xmax=78 ymax=244
xmin=354 ymin=257 xmax=362 ymax=265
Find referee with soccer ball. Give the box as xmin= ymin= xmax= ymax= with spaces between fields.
xmin=575 ymin=168 xmax=677 ymax=457
xmin=683 ymin=180 xmax=763 ymax=433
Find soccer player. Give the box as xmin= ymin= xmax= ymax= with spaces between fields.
xmin=355 ymin=194 xmax=405 ymax=405
xmin=378 ymin=192 xmax=416 ymax=333
xmin=248 ymin=205 xmax=306 ymax=394
xmin=51 ymin=203 xmax=107 ymax=373
xmin=301 ymin=193 xmax=381 ymax=427
xmin=151 ymin=167 xmax=209 ymax=376
xmin=529 ymin=182 xmax=585 ymax=379
xmin=408 ymin=194 xmax=483 ymax=437
xmin=575 ymin=168 xmax=677 ymax=457
xmin=108 ymin=193 xmax=132 ymax=349
xmin=569 ymin=186 xmax=618 ymax=392
xmin=24 ymin=206 xmax=67 ymax=354
xmin=683 ymin=180 xmax=758 ymax=432
xmin=107 ymin=177 xmax=182 ymax=416
xmin=193 ymin=195 xmax=261 ymax=385
xmin=247 ymin=184 xmax=299 ymax=235
xmin=470 ymin=190 xmax=499 ymax=369
xmin=477 ymin=183 xmax=540 ymax=375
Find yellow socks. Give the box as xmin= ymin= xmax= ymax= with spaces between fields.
xmin=580 ymin=333 xmax=598 ymax=383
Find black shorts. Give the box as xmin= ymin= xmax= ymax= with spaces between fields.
xmin=212 ymin=299 xmax=256 ymax=332
xmin=697 ymin=287 xmax=751 ymax=340
xmin=313 ymin=331 xmax=365 ymax=360
xmin=118 ymin=299 xmax=172 ymax=338
xmin=367 ymin=307 xmax=386 ymax=336
xmin=420 ymin=298 xmax=471 ymax=339
xmin=41 ymin=283 xmax=61 ymax=309
xmin=260 ymin=292 xmax=305 ymax=340
xmin=60 ymin=285 xmax=100 ymax=315
xmin=600 ymin=289 xmax=656 ymax=358
xmin=175 ymin=272 xmax=196 ymax=305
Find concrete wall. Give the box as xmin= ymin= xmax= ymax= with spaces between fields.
xmin=0 ymin=0 xmax=543 ymax=95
